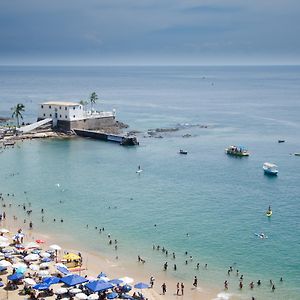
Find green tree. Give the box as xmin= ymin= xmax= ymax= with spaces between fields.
xmin=79 ymin=100 xmax=88 ymax=110
xmin=89 ymin=92 xmax=98 ymax=112
xmin=11 ymin=103 xmax=25 ymax=127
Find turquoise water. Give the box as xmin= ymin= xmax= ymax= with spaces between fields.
xmin=0 ymin=66 xmax=300 ymax=299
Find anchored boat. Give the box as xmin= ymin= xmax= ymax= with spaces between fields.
xmin=225 ymin=145 xmax=249 ymax=157
xmin=263 ymin=162 xmax=278 ymax=176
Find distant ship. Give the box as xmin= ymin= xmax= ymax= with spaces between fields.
xmin=225 ymin=145 xmax=249 ymax=157
xmin=263 ymin=162 xmax=278 ymax=176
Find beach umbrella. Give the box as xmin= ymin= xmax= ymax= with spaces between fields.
xmin=75 ymin=292 xmax=88 ymax=300
xmin=0 ymin=229 xmax=9 ymax=234
xmin=31 ymin=249 xmax=41 ymax=254
xmin=38 ymin=270 xmax=50 ymax=277
xmin=55 ymin=287 xmax=68 ymax=295
xmin=15 ymin=244 xmax=24 ymax=249
xmin=85 ymin=280 xmax=113 ymax=292
xmin=24 ymin=253 xmax=40 ymax=261
xmin=25 ymin=242 xmax=40 ymax=249
xmin=62 ymin=253 xmax=81 ymax=261
xmin=43 ymin=276 xmax=60 ymax=285
xmin=121 ymin=284 xmax=132 ymax=293
xmin=42 ymin=257 xmax=51 ymax=263
xmin=2 ymin=246 xmax=14 ymax=253
xmin=29 ymin=264 xmax=40 ymax=271
xmin=0 ymin=282 xmax=4 ymax=288
xmin=33 ymin=283 xmax=50 ymax=290
xmin=0 ymin=236 xmax=8 ymax=242
xmin=0 ymin=260 xmax=11 ymax=267
xmin=39 ymin=262 xmax=50 ymax=269
xmin=69 ymin=288 xmax=82 ymax=294
xmin=12 ymin=262 xmax=27 ymax=269
xmin=40 ymin=252 xmax=51 ymax=258
xmin=60 ymin=274 xmax=88 ymax=286
xmin=23 ymin=278 xmax=37 ymax=286
xmin=49 ymin=244 xmax=61 ymax=251
xmin=119 ymin=277 xmax=134 ymax=284
xmin=87 ymin=294 xmax=99 ymax=300
xmin=134 ymin=282 xmax=149 ymax=289
xmin=0 ymin=242 xmax=10 ymax=248
xmin=0 ymin=266 xmax=7 ymax=272
xmin=8 ymin=272 xmax=24 ymax=281
xmin=56 ymin=265 xmax=71 ymax=275
xmin=108 ymin=279 xmax=123 ymax=286
xmin=106 ymin=292 xmax=118 ymax=299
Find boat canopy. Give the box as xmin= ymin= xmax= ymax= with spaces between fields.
xmin=263 ymin=162 xmax=278 ymax=168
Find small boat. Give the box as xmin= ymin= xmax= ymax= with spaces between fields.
xmin=179 ymin=150 xmax=188 ymax=155
xmin=266 ymin=210 xmax=272 ymax=217
xmin=225 ymin=145 xmax=249 ymax=157
xmin=278 ymin=140 xmax=285 ymax=143
xmin=255 ymin=233 xmax=268 ymax=239
xmin=294 ymin=153 xmax=300 ymax=156
xmin=263 ymin=162 xmax=278 ymax=176
xmin=3 ymin=141 xmax=15 ymax=147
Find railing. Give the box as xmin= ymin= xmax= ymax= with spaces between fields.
xmin=82 ymin=110 xmax=116 ymax=119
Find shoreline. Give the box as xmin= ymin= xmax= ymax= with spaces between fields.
xmin=0 ymin=201 xmax=228 ymax=300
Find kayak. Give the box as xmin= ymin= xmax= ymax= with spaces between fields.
xmin=266 ymin=210 xmax=272 ymax=217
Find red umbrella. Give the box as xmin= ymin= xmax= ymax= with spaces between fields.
xmin=36 ymin=239 xmax=45 ymax=244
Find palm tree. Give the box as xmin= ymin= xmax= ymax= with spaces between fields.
xmin=89 ymin=92 xmax=98 ymax=113
xmin=11 ymin=103 xmax=25 ymax=127
xmin=79 ymin=100 xmax=88 ymax=110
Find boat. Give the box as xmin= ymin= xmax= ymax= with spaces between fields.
xmin=255 ymin=233 xmax=268 ymax=239
xmin=278 ymin=140 xmax=285 ymax=143
xmin=266 ymin=210 xmax=272 ymax=217
xmin=294 ymin=153 xmax=300 ymax=156
xmin=3 ymin=141 xmax=15 ymax=147
xmin=225 ymin=145 xmax=249 ymax=157
xmin=179 ymin=150 xmax=188 ymax=155
xmin=263 ymin=162 xmax=278 ymax=176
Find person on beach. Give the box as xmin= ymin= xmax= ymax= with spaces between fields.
xmin=173 ymin=252 xmax=176 ymax=259
xmin=176 ymin=282 xmax=180 ymax=295
xmin=181 ymin=282 xmax=184 ymax=295
xmin=280 ymin=277 xmax=283 ymax=282
xmin=272 ymin=284 xmax=275 ymax=291
xmin=161 ymin=282 xmax=166 ymax=295
xmin=150 ymin=276 xmax=155 ymax=288
xmin=250 ymin=281 xmax=254 ymax=289
xmin=174 ymin=264 xmax=177 ymax=271
xmin=196 ymin=262 xmax=200 ymax=270
xmin=29 ymin=221 xmax=33 ymax=229
xmin=193 ymin=276 xmax=198 ymax=288
xmin=205 ymin=263 xmax=208 ymax=269
xmin=224 ymin=280 xmax=228 ymax=289
xmin=163 ymin=262 xmax=168 ymax=270
xmin=239 ymin=281 xmax=243 ymax=289
xmin=257 ymin=279 xmax=261 ymax=286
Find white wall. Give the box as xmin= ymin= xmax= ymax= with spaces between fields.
xmin=38 ymin=104 xmax=84 ymax=121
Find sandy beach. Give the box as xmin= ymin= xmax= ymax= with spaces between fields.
xmin=0 ymin=204 xmax=228 ymax=300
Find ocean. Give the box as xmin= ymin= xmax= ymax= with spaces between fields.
xmin=0 ymin=65 xmax=300 ymax=299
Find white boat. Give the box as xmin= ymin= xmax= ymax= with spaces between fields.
xmin=263 ymin=162 xmax=278 ymax=176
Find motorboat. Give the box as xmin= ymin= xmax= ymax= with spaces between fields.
xmin=263 ymin=162 xmax=278 ymax=176
xmin=294 ymin=153 xmax=300 ymax=156
xmin=278 ymin=140 xmax=285 ymax=143
xmin=225 ymin=145 xmax=249 ymax=157
xmin=179 ymin=150 xmax=188 ymax=155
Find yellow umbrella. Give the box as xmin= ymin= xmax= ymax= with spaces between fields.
xmin=62 ymin=253 xmax=80 ymax=261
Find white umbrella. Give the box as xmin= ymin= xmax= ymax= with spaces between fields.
xmin=56 ymin=287 xmax=68 ymax=295
xmin=49 ymin=244 xmax=61 ymax=251
xmin=40 ymin=252 xmax=51 ymax=258
xmin=0 ymin=260 xmax=11 ymax=267
xmin=0 ymin=242 xmax=10 ymax=248
xmin=38 ymin=270 xmax=49 ymax=277
xmin=69 ymin=288 xmax=82 ymax=294
xmin=119 ymin=276 xmax=134 ymax=284
xmin=0 ymin=236 xmax=8 ymax=242
xmin=0 ymin=229 xmax=9 ymax=234
xmin=87 ymin=294 xmax=99 ymax=300
xmin=39 ymin=262 xmax=50 ymax=269
xmin=12 ymin=262 xmax=27 ymax=269
xmin=25 ymin=242 xmax=39 ymax=249
xmin=29 ymin=264 xmax=40 ymax=271
xmin=24 ymin=254 xmax=40 ymax=261
xmin=23 ymin=278 xmax=37 ymax=285
xmin=75 ymin=293 xmax=88 ymax=300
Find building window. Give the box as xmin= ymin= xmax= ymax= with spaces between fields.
xmin=49 ymin=114 xmax=52 ymax=117
xmin=65 ymin=107 xmax=67 ymax=111
xmin=41 ymin=105 xmax=44 ymax=109
xmin=60 ymin=114 xmax=62 ymax=118
xmin=65 ymin=115 xmax=67 ymax=119
xmin=43 ymin=113 xmax=45 ymax=117
xmin=49 ymin=105 xmax=51 ymax=109
xmin=73 ymin=107 xmax=75 ymax=110
xmin=73 ymin=115 xmax=75 ymax=118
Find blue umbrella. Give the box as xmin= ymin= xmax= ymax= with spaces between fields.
xmin=42 ymin=257 xmax=51 ymax=263
xmin=0 ymin=266 xmax=7 ymax=272
xmin=33 ymin=283 xmax=50 ymax=290
xmin=134 ymin=282 xmax=149 ymax=289
xmin=56 ymin=266 xmax=71 ymax=275
xmin=8 ymin=273 xmax=24 ymax=281
xmin=14 ymin=244 xmax=24 ymax=249
xmin=121 ymin=284 xmax=132 ymax=293
xmin=109 ymin=279 xmax=123 ymax=286
xmin=43 ymin=276 xmax=61 ymax=285
xmin=0 ymin=282 xmax=4 ymax=288
xmin=85 ymin=280 xmax=113 ymax=292
xmin=97 ymin=272 xmax=107 ymax=278
xmin=15 ymin=267 xmax=26 ymax=274
xmin=106 ymin=292 xmax=118 ymax=299
xmin=60 ymin=274 xmax=88 ymax=286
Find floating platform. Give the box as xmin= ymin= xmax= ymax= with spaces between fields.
xmin=74 ymin=129 xmax=139 ymax=146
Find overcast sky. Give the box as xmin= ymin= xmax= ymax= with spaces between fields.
xmin=1 ymin=0 xmax=299 ymax=65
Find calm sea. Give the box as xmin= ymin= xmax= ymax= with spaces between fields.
xmin=0 ymin=66 xmax=300 ymax=299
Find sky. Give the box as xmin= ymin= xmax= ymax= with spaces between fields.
xmin=0 ymin=0 xmax=300 ymax=65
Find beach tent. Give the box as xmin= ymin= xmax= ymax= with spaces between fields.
xmin=85 ymin=280 xmax=113 ymax=292
xmin=8 ymin=273 xmax=24 ymax=281
xmin=43 ymin=276 xmax=61 ymax=285
xmin=60 ymin=274 xmax=88 ymax=286
xmin=134 ymin=282 xmax=149 ymax=289
xmin=33 ymin=283 xmax=50 ymax=290
xmin=62 ymin=253 xmax=80 ymax=261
